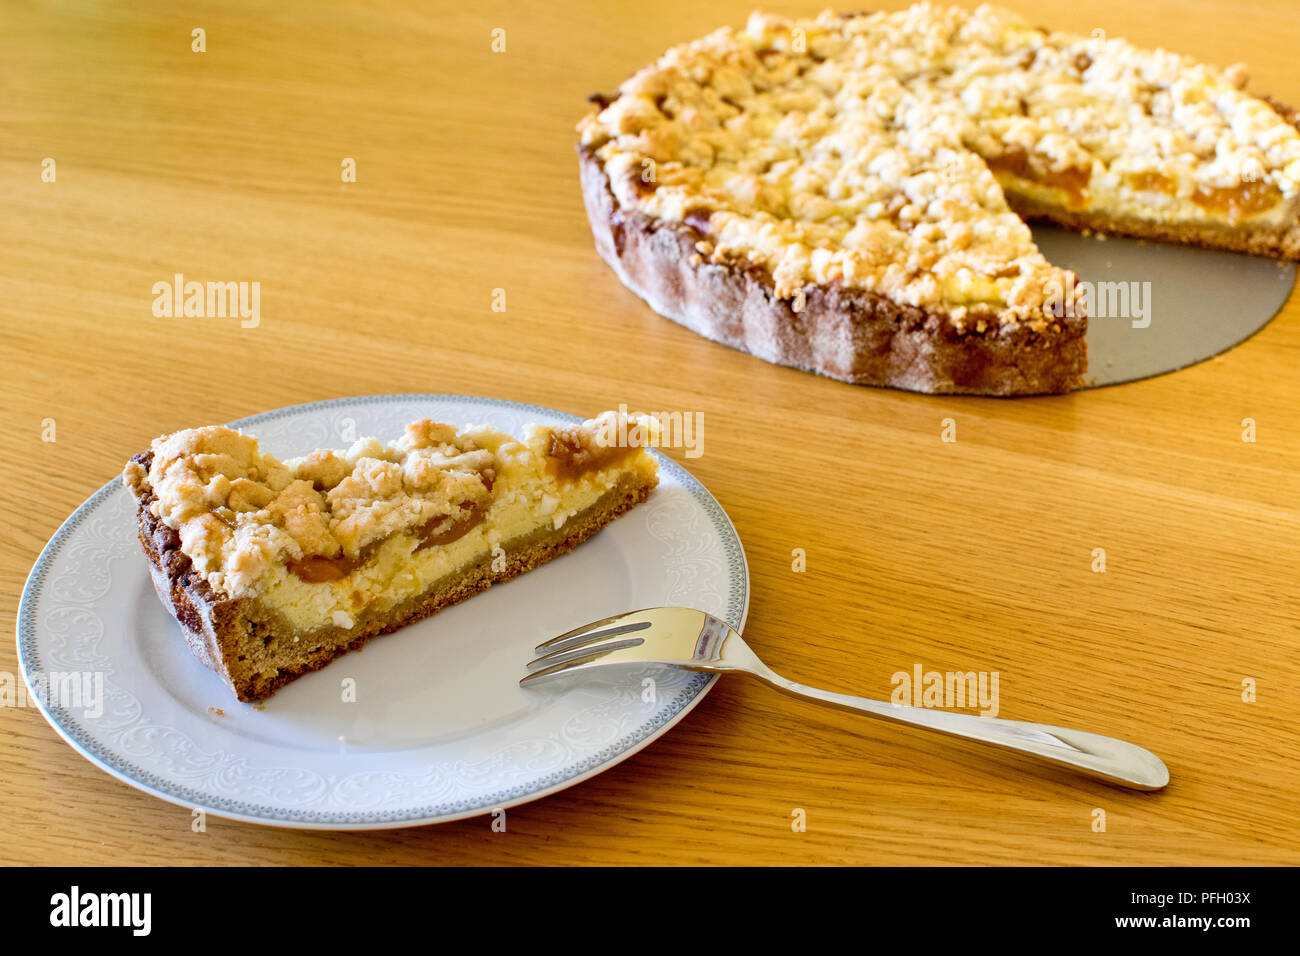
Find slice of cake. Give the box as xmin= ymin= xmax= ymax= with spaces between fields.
xmin=577 ymin=4 xmax=1300 ymax=394
xmin=123 ymin=411 xmax=660 ymax=701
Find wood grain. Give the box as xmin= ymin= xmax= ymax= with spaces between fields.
xmin=1 ymin=0 xmax=1297 ymax=865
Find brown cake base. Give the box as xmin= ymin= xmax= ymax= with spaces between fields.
xmin=578 ymin=147 xmax=1088 ymax=396
xmin=129 ymin=451 xmax=656 ymax=702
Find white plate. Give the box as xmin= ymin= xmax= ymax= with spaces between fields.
xmin=17 ymin=395 xmax=749 ymax=829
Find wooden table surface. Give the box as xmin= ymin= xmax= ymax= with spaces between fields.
xmin=3 ymin=0 xmax=1298 ymax=866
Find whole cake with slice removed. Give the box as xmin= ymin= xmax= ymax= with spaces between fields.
xmin=577 ymin=4 xmax=1300 ymax=394
xmin=123 ymin=411 xmax=659 ymax=701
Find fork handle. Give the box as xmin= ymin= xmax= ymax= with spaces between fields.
xmin=751 ymin=671 xmax=1169 ymax=790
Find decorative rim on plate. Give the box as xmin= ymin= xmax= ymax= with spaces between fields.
xmin=17 ymin=394 xmax=750 ymax=828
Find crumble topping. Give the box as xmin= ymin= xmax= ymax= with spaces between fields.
xmin=125 ymin=414 xmax=659 ymax=601
xmin=578 ymin=4 xmax=1300 ymax=330
xmin=130 ymin=421 xmax=496 ymax=597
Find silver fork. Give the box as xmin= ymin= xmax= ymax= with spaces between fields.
xmin=522 ymin=607 xmax=1169 ymax=790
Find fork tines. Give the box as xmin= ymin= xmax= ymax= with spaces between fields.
xmin=533 ymin=618 xmax=652 ymax=656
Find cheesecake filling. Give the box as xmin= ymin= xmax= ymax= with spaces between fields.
xmin=253 ymin=457 xmax=640 ymax=633
xmin=996 ymin=166 xmax=1291 ymax=228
